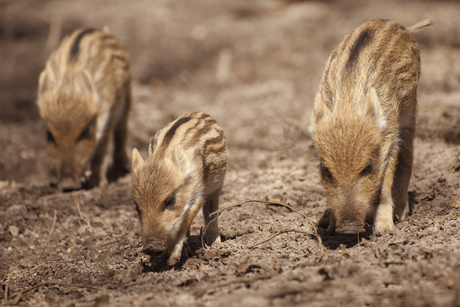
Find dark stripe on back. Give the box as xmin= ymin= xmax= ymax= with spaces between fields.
xmin=111 ymin=55 xmax=127 ymax=65
xmin=346 ymin=28 xmax=374 ymax=73
xmin=162 ymin=117 xmax=192 ymax=147
xmin=100 ymin=34 xmax=115 ymax=42
xmin=205 ymin=134 xmax=224 ymax=146
xmin=69 ymin=28 xmax=96 ymax=61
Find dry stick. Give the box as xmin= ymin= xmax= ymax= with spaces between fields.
xmin=45 ymin=210 xmax=57 ymax=243
xmin=74 ymin=197 xmax=92 ymax=228
xmin=248 ymin=229 xmax=315 ymax=248
xmin=256 ymin=202 xmax=324 ymax=252
xmin=451 ymin=152 xmax=460 ymax=170
xmin=201 ymin=200 xmax=270 ymax=247
xmin=5 ymin=282 xmax=8 ymax=302
xmin=8 ymin=263 xmax=45 ymax=280
xmin=206 ymin=200 xmax=324 ymax=252
xmin=209 ymin=200 xmax=272 ymax=218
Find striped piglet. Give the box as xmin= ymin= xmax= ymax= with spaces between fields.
xmin=310 ymin=19 xmax=431 ymax=235
xmin=37 ymin=28 xmax=131 ymax=189
xmin=132 ymin=112 xmax=227 ymax=265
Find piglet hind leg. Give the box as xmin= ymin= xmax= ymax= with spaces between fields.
xmin=391 ymin=128 xmax=415 ymax=221
xmin=84 ymin=130 xmax=112 ymax=189
xmin=202 ymin=188 xmax=222 ymax=247
xmin=112 ymin=90 xmax=131 ymax=179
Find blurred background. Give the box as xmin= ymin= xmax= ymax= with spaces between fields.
xmin=0 ymin=0 xmax=458 ymax=183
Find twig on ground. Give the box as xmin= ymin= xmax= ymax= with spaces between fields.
xmin=202 ymin=200 xmax=273 ymax=247
xmin=273 ymin=202 xmax=324 ymax=252
xmin=4 ymin=282 xmax=8 ymax=302
xmin=45 ymin=210 xmax=57 ymax=243
xmin=205 ymin=200 xmax=324 ymax=252
xmin=74 ymin=197 xmax=92 ymax=228
xmin=248 ymin=229 xmax=316 ymax=248
xmin=451 ymin=152 xmax=460 ymax=170
xmin=210 ymin=200 xmax=273 ymax=218
xmin=8 ymin=263 xmax=45 ymax=280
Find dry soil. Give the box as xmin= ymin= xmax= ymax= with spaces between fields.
xmin=1 ymin=0 xmax=460 ymax=306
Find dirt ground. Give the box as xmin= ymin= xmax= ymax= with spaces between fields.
xmin=1 ymin=0 xmax=460 ymax=306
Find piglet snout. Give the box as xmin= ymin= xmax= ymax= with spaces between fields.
xmin=144 ymin=239 xmax=167 ymax=254
xmin=335 ymin=220 xmax=366 ymax=235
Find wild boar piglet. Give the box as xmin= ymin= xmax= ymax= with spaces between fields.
xmin=37 ymin=28 xmax=131 ymax=189
xmin=132 ymin=112 xmax=227 ymax=265
xmin=310 ymin=19 xmax=431 ymax=235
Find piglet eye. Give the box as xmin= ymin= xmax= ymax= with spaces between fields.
xmin=163 ymin=196 xmax=175 ymax=209
xmin=360 ymin=162 xmax=373 ymax=177
xmin=320 ymin=162 xmax=333 ymax=182
xmin=46 ymin=130 xmax=56 ymax=144
xmin=78 ymin=125 xmax=91 ymax=142
xmin=135 ymin=205 xmax=142 ymax=220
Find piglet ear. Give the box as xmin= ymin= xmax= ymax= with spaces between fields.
xmin=132 ymin=148 xmax=144 ymax=171
xmin=148 ymin=135 xmax=158 ymax=158
xmin=81 ymin=70 xmax=101 ymax=106
xmin=171 ymin=148 xmax=192 ymax=181
xmin=37 ymin=58 xmax=61 ymax=99
xmin=366 ymin=88 xmax=387 ymax=131
xmin=310 ymin=93 xmax=331 ymax=135
xmin=37 ymin=71 xmax=49 ymax=102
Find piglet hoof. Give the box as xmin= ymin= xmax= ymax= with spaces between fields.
xmin=166 ymin=255 xmax=180 ymax=266
xmin=325 ymin=213 xmax=336 ymax=236
xmin=181 ymin=242 xmax=192 ymax=258
xmin=326 ymin=225 xmax=335 ymax=236
xmin=81 ymin=180 xmax=94 ymax=190
xmin=203 ymin=233 xmax=221 ymax=248
xmin=318 ymin=208 xmax=332 ymax=229
xmin=107 ymin=165 xmax=130 ymax=183
xmin=213 ymin=235 xmax=222 ymax=248
xmin=99 ymin=176 xmax=108 ymax=187
xmin=373 ymin=220 xmax=396 ymax=236
xmin=82 ymin=174 xmax=104 ymax=190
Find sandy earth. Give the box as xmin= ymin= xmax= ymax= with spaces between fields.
xmin=1 ymin=0 xmax=460 ymax=306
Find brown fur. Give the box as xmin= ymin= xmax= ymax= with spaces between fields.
xmin=131 ymin=112 xmax=227 ymax=265
xmin=37 ymin=28 xmax=131 ymax=189
xmin=310 ymin=19 xmax=431 ymax=235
